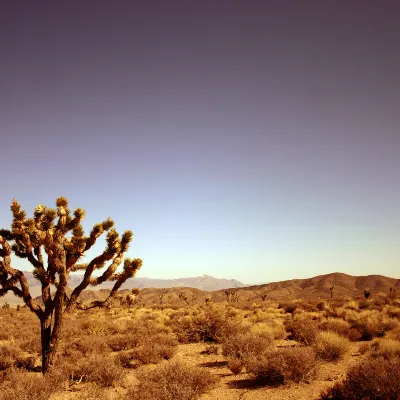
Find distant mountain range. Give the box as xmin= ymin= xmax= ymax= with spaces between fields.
xmin=21 ymin=271 xmax=245 ymax=291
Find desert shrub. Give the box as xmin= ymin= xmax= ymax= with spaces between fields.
xmin=169 ymin=304 xmax=245 ymax=343
xmin=278 ymin=302 xmax=297 ymax=314
xmin=370 ymin=339 xmax=400 ymax=359
xmin=107 ymin=334 xmax=141 ymax=351
xmin=245 ymin=346 xmax=317 ymax=385
xmin=0 ymin=367 xmax=65 ymax=400
xmin=320 ymin=356 xmax=400 ymax=400
xmin=297 ymin=300 xmax=320 ymax=313
xmin=202 ymin=343 xmax=219 ymax=355
xmin=0 ymin=342 xmax=27 ymax=371
xmin=62 ymin=335 xmax=108 ymax=357
xmin=80 ymin=318 xmax=120 ymax=335
xmin=358 ymin=342 xmax=370 ymax=355
xmin=313 ymin=331 xmax=351 ymax=361
xmin=56 ymin=353 xmax=125 ymax=387
xmin=387 ymin=326 xmax=400 ymax=341
xmin=346 ymin=310 xmax=398 ymax=340
xmin=358 ymin=299 xmax=372 ymax=310
xmin=69 ymin=384 xmax=115 ymax=400
xmin=316 ymin=301 xmax=326 ymax=311
xmin=319 ymin=318 xmax=351 ymax=337
xmin=384 ymin=305 xmax=400 ymax=319
xmin=286 ymin=317 xmax=318 ymax=345
xmin=344 ymin=300 xmax=358 ymax=311
xmin=222 ymin=331 xmax=274 ymax=374
xmin=117 ymin=333 xmax=177 ymax=368
xmin=251 ymin=321 xmax=286 ymax=340
xmin=18 ymin=335 xmax=41 ymax=354
xmin=347 ymin=327 xmax=363 ymax=341
xmin=125 ymin=360 xmax=217 ymax=400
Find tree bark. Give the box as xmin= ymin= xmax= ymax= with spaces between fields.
xmin=40 ymin=316 xmax=53 ymax=374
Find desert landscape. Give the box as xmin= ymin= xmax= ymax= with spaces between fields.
xmin=1 ymin=271 xmax=399 ymax=400
xmin=2 ymin=2 xmax=400 ymax=399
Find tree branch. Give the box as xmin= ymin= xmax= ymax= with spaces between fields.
xmin=0 ymin=236 xmax=43 ymax=317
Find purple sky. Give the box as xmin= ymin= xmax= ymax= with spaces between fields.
xmin=1 ymin=1 xmax=399 ymax=283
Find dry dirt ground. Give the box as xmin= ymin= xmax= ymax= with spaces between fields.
xmin=51 ymin=340 xmax=362 ymax=400
xmin=179 ymin=341 xmax=360 ymax=400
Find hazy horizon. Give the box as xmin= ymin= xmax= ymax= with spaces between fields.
xmin=1 ymin=1 xmax=399 ymax=284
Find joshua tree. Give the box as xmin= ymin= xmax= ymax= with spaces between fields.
xmin=231 ymin=292 xmax=240 ymax=302
xmin=225 ymin=290 xmax=235 ymax=302
xmin=329 ymin=284 xmax=335 ymax=299
xmin=159 ymin=289 xmax=167 ymax=306
xmin=0 ymin=197 xmax=142 ymax=374
xmin=261 ymin=294 xmax=268 ymax=302
xmin=126 ymin=288 xmax=140 ymax=308
xmin=364 ymin=289 xmax=371 ymax=299
xmin=179 ymin=291 xmax=189 ymax=305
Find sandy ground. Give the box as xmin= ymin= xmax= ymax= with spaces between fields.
xmin=52 ymin=341 xmax=362 ymax=400
xmin=176 ymin=341 xmax=361 ymax=400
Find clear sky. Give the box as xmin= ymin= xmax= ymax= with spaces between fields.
xmin=1 ymin=1 xmax=399 ymax=284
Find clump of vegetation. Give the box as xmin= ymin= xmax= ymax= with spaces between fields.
xmin=222 ymin=331 xmax=274 ymax=374
xmin=286 ymin=317 xmax=319 ymax=345
xmin=370 ymin=338 xmax=400 ymax=359
xmin=245 ymin=346 xmax=317 ymax=385
xmin=320 ymin=356 xmax=400 ymax=400
xmin=55 ymin=352 xmax=125 ymax=387
xmin=169 ymin=303 xmax=245 ymax=343
xmin=313 ymin=331 xmax=351 ymax=361
xmin=318 ymin=318 xmax=351 ymax=337
xmin=125 ymin=360 xmax=218 ymax=400
xmin=117 ymin=333 xmax=176 ymax=368
xmin=0 ymin=367 xmax=65 ymax=400
xmin=345 ymin=310 xmax=398 ymax=340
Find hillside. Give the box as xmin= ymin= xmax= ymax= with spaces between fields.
xmin=3 ymin=272 xmax=398 ymax=306
xmin=0 ymin=272 xmax=244 ymax=305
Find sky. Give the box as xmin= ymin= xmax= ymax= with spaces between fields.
xmin=1 ymin=1 xmax=399 ymax=284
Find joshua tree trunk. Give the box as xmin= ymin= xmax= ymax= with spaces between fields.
xmin=40 ymin=316 xmax=53 ymax=374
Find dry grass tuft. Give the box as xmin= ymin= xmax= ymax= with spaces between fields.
xmin=320 ymin=356 xmax=400 ymax=399
xmin=313 ymin=331 xmax=351 ymax=361
xmin=125 ymin=360 xmax=218 ymax=400
xmin=245 ymin=346 xmax=317 ymax=385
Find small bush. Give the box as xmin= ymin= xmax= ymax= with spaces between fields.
xmin=286 ymin=317 xmax=318 ymax=345
xmin=0 ymin=342 xmax=25 ymax=371
xmin=169 ymin=304 xmax=245 ymax=343
xmin=346 ymin=310 xmax=398 ymax=340
xmin=278 ymin=302 xmax=297 ymax=314
xmin=57 ymin=353 xmax=125 ymax=387
xmin=125 ymin=360 xmax=218 ymax=400
xmin=245 ymin=346 xmax=317 ymax=385
xmin=313 ymin=331 xmax=351 ymax=361
xmin=370 ymin=339 xmax=400 ymax=359
xmin=202 ymin=343 xmax=219 ymax=355
xmin=320 ymin=356 xmax=400 ymax=399
xmin=117 ymin=334 xmax=176 ymax=368
xmin=222 ymin=331 xmax=274 ymax=374
xmin=319 ymin=318 xmax=351 ymax=337
xmin=387 ymin=325 xmax=400 ymax=341
xmin=0 ymin=367 xmax=65 ymax=400
xmin=251 ymin=321 xmax=286 ymax=340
